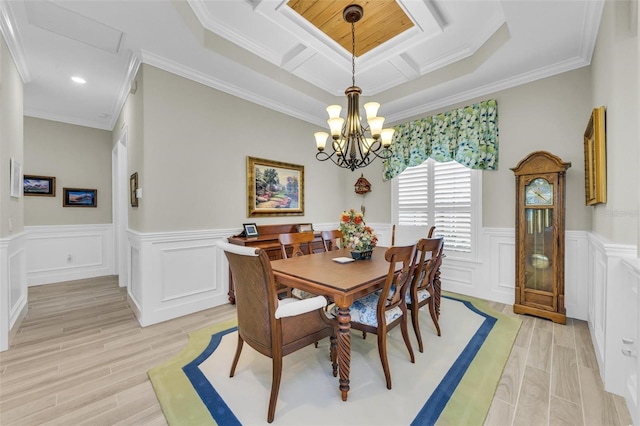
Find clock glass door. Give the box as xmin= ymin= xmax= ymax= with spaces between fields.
xmin=524 ymin=207 xmax=554 ymax=294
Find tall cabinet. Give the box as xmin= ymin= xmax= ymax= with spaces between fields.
xmin=511 ymin=151 xmax=571 ymax=324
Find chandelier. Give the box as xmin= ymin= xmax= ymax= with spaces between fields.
xmin=314 ymin=4 xmax=395 ymax=171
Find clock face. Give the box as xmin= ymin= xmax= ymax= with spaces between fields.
xmin=525 ymin=178 xmax=553 ymax=206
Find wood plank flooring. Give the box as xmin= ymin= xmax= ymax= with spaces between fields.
xmin=0 ymin=276 xmax=632 ymax=425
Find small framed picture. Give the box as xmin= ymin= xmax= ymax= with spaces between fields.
xmin=63 ymin=188 xmax=97 ymax=207
xmin=243 ymin=223 xmax=259 ymax=237
xmin=24 ymin=175 xmax=56 ymax=196
xmin=297 ymin=223 xmax=314 ymax=232
xmin=130 ymin=172 xmax=139 ymax=207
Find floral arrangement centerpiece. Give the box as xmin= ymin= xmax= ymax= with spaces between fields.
xmin=339 ymin=209 xmax=377 ymax=260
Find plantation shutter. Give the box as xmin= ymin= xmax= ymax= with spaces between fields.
xmin=397 ymin=159 xmax=472 ymax=253
xmin=433 ymin=161 xmax=471 ymax=253
xmin=397 ymin=162 xmax=430 ymax=226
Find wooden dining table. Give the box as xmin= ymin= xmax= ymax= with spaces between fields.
xmin=270 ymin=246 xmax=396 ymax=402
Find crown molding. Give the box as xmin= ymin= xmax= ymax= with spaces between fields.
xmin=0 ymin=0 xmax=31 ymax=82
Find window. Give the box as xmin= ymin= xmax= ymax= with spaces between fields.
xmin=391 ymin=159 xmax=481 ymax=259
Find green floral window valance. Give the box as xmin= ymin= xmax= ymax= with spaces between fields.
xmin=382 ymin=99 xmax=499 ymax=181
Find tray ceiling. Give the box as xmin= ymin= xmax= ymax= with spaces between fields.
xmin=0 ymin=0 xmax=604 ymax=131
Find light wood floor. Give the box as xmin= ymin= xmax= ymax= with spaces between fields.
xmin=0 ymin=276 xmax=632 ymax=425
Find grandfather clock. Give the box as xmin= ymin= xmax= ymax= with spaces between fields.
xmin=511 ymin=151 xmax=571 ymax=324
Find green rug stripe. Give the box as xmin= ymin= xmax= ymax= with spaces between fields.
xmin=148 ymin=317 xmax=237 ymax=426
xmin=438 ymin=292 xmax=522 ymax=425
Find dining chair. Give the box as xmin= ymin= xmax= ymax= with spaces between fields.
xmin=279 ymin=232 xmax=319 ymax=300
xmin=321 ymin=229 xmax=343 ymax=251
xmin=278 ymin=231 xmax=315 ymax=258
xmin=216 ymin=241 xmax=336 ymax=423
xmin=331 ymin=244 xmax=418 ymax=390
xmin=406 ymin=237 xmax=444 ymax=353
xmin=391 ymin=224 xmax=435 ymax=246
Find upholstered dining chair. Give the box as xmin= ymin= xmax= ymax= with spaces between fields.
xmin=331 ymin=244 xmax=418 ymax=390
xmin=216 ymin=241 xmax=336 ymax=423
xmin=391 ymin=224 xmax=435 ymax=246
xmin=321 ymin=229 xmax=343 ymax=251
xmin=278 ymin=231 xmax=316 ymax=258
xmin=406 ymin=237 xmax=445 ymax=353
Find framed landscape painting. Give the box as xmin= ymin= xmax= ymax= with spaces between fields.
xmin=583 ymin=106 xmax=607 ymax=205
xmin=63 ymin=188 xmax=97 ymax=207
xmin=24 ymin=175 xmax=56 ymax=196
xmin=247 ymin=156 xmax=304 ymax=217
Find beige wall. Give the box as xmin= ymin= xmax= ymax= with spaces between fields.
xmin=0 ymin=36 xmax=23 ymax=237
xmin=23 ymin=117 xmax=113 ymax=225
xmin=119 ymin=64 xmax=348 ymax=233
xmin=361 ymin=67 xmax=594 ymax=230
xmin=590 ymin=0 xmax=639 ymax=245
xmin=113 ymin=66 xmax=144 ymax=231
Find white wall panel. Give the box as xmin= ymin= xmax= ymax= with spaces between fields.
xmin=127 ymin=229 xmax=234 ymax=326
xmin=0 ymin=233 xmax=27 ymax=352
xmin=160 ymin=244 xmax=218 ymax=301
xmin=25 ymin=225 xmax=114 ymax=286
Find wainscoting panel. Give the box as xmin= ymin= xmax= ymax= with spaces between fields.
xmin=0 ymin=232 xmax=27 ymax=352
xmin=24 ymin=225 xmax=114 ymax=286
xmin=586 ymin=233 xmax=637 ymax=397
xmin=160 ymin=243 xmax=219 ymax=301
xmin=127 ymin=229 xmax=234 ymax=327
xmin=620 ymin=258 xmax=640 ymax=426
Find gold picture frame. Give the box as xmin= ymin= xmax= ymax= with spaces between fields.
xmin=583 ymin=106 xmax=607 ymax=205
xmin=247 ymin=156 xmax=304 ymax=217
xmin=130 ymin=172 xmax=139 ymax=207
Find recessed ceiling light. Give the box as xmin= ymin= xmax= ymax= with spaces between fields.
xmin=71 ymin=76 xmax=86 ymax=84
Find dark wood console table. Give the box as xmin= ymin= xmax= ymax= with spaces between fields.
xmin=226 ymin=223 xmax=324 ymax=303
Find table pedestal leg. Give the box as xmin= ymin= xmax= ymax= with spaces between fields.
xmin=336 ymin=306 xmax=351 ymax=401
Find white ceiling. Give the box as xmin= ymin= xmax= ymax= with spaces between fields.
xmin=0 ymin=0 xmax=604 ymax=131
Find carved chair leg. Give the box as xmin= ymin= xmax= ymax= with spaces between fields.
xmin=330 ymin=334 xmax=338 ymax=377
xmin=229 ymin=336 xmax=244 ymax=377
xmin=428 ymin=298 xmax=441 ymax=336
xmin=410 ymin=304 xmax=424 ymax=353
xmin=400 ymin=313 xmax=415 ymax=364
xmin=377 ymin=331 xmax=392 ymax=390
xmin=268 ymin=355 xmax=283 ymax=423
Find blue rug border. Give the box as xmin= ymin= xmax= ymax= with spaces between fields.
xmin=411 ymin=295 xmax=497 ymax=426
xmin=183 ymin=295 xmax=497 ymax=426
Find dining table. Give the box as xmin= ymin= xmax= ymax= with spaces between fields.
xmin=270 ymin=246 xmax=396 ymax=402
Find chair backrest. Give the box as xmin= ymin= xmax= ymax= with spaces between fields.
xmin=279 ymin=231 xmax=315 ymax=258
xmin=391 ymin=224 xmax=435 ymax=246
xmin=380 ymin=244 xmax=418 ymax=313
xmin=321 ymin=229 xmax=343 ymax=251
xmin=411 ymin=237 xmax=444 ymax=295
xmin=217 ymin=241 xmax=279 ymax=354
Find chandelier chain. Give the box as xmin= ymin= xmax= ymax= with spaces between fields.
xmin=314 ymin=4 xmax=394 ymax=171
xmin=351 ymin=21 xmax=356 ymax=87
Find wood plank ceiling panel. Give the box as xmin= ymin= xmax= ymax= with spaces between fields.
xmin=287 ymin=0 xmax=414 ymax=56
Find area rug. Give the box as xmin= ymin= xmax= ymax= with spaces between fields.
xmin=148 ymin=293 xmax=521 ymax=425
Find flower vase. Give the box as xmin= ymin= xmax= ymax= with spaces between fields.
xmin=351 ymin=249 xmax=373 ymax=260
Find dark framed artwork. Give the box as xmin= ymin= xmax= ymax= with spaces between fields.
xmin=63 ymin=188 xmax=97 ymax=207
xmin=583 ymin=106 xmax=607 ymax=205
xmin=247 ymin=156 xmax=304 ymax=217
xmin=130 ymin=172 xmax=139 ymax=207
xmin=243 ymin=223 xmax=259 ymax=237
xmin=24 ymin=175 xmax=56 ymax=196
